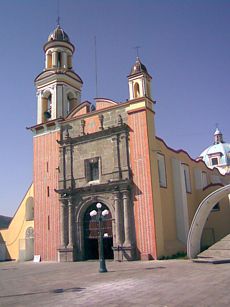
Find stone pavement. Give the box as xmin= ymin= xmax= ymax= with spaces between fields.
xmin=0 ymin=259 xmax=230 ymax=306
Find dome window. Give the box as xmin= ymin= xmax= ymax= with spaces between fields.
xmin=211 ymin=157 xmax=218 ymax=166
xmin=57 ymin=52 xmax=62 ymax=68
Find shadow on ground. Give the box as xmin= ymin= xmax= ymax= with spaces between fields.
xmin=0 ymin=287 xmax=85 ymax=298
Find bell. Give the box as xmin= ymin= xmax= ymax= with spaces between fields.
xmin=44 ymin=111 xmax=51 ymax=119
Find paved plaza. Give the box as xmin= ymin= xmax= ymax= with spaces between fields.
xmin=0 ymin=259 xmax=230 ymax=306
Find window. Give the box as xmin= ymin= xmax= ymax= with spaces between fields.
xmin=57 ymin=52 xmax=61 ymax=67
xmin=157 ymin=154 xmax=167 ymax=187
xmin=202 ymin=172 xmax=208 ymax=188
xmin=47 ymin=186 xmax=50 ymax=197
xmin=211 ymin=157 xmax=218 ymax=166
xmin=25 ymin=197 xmax=34 ymax=221
xmin=85 ymin=157 xmax=100 ymax=182
xmin=212 ymin=203 xmax=220 ymax=212
xmin=89 ymin=161 xmax=99 ymax=181
xmin=46 ymin=52 xmax=52 ymax=69
xmin=182 ymin=164 xmax=191 ymax=193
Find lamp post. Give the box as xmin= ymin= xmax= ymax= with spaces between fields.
xmin=90 ymin=202 xmax=109 ymax=273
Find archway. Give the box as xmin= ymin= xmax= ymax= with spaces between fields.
xmin=187 ymin=184 xmax=230 ymax=258
xmin=83 ymin=203 xmax=113 ymax=260
xmin=25 ymin=197 xmax=34 ymax=221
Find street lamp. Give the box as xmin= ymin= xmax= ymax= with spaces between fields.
xmin=90 ymin=202 xmax=109 ymax=273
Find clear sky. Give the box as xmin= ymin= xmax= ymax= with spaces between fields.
xmin=0 ymin=0 xmax=230 ymax=217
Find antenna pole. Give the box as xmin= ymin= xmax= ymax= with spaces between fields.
xmin=94 ymin=36 xmax=98 ymax=97
xmin=57 ymin=0 xmax=60 ymax=25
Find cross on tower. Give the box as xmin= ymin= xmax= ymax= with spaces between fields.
xmin=134 ymin=46 xmax=141 ymax=58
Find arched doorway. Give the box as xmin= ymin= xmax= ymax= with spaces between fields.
xmin=83 ymin=203 xmax=113 ymax=260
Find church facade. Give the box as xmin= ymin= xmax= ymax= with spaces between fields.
xmin=21 ymin=25 xmax=230 ymax=262
xmin=2 ymin=25 xmax=230 ymax=263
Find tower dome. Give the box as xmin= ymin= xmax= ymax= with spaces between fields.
xmin=48 ymin=25 xmax=70 ymax=42
xmin=129 ymin=57 xmax=149 ymax=76
xmin=199 ymin=128 xmax=230 ymax=174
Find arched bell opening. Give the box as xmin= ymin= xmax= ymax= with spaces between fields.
xmin=66 ymin=91 xmax=77 ymax=114
xmin=46 ymin=51 xmax=52 ymax=69
xmin=83 ymin=202 xmax=113 ymax=260
xmin=134 ymin=82 xmax=140 ymax=98
xmin=41 ymin=91 xmax=52 ymax=122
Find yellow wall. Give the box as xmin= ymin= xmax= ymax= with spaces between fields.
xmin=155 ymin=137 xmax=230 ymax=258
xmin=0 ymin=184 xmax=34 ymax=261
xmin=201 ymin=195 xmax=230 ymax=249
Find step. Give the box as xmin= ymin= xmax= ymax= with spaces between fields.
xmin=208 ymin=240 xmax=230 ymax=250
xmin=198 ymin=249 xmax=230 ymax=259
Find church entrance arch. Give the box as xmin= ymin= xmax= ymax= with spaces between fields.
xmin=187 ymin=184 xmax=230 ymax=258
xmin=83 ymin=203 xmax=113 ymax=260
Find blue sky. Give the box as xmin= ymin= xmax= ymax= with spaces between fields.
xmin=0 ymin=0 xmax=230 ymax=216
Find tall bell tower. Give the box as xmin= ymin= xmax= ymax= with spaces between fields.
xmin=35 ymin=23 xmax=83 ymax=124
xmin=33 ymin=24 xmax=82 ymax=261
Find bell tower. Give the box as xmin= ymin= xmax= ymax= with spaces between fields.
xmin=128 ymin=57 xmax=152 ymax=101
xmin=35 ymin=23 xmax=83 ymax=124
xmin=33 ymin=24 xmax=83 ymax=261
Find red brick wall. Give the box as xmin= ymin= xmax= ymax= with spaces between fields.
xmin=73 ymin=105 xmax=88 ymax=117
xmin=128 ymin=108 xmax=157 ymax=259
xmin=33 ymin=130 xmax=60 ymax=261
xmin=96 ymin=100 xmax=117 ymax=110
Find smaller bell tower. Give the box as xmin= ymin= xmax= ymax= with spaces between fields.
xmin=128 ymin=57 xmax=152 ymax=101
xmin=35 ymin=23 xmax=83 ymax=124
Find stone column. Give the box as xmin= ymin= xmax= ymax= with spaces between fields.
xmin=45 ymin=53 xmax=49 ymax=69
xmin=52 ymin=51 xmax=57 ymax=67
xmin=98 ymin=114 xmax=104 ymax=130
xmin=62 ymin=52 xmax=67 ymax=68
xmin=60 ymin=201 xmax=66 ymax=248
xmin=114 ymin=192 xmax=122 ymax=245
xmin=80 ymin=119 xmax=86 ymax=136
xmin=112 ymin=135 xmax=121 ymax=180
xmin=123 ymin=190 xmax=132 ymax=246
xmin=120 ymin=132 xmax=130 ymax=179
xmin=67 ymin=198 xmax=73 ymax=247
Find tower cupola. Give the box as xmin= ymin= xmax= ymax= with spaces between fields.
xmin=35 ymin=24 xmax=83 ymax=125
xmin=43 ymin=24 xmax=75 ymax=71
xmin=214 ymin=127 xmax=224 ymax=144
xmin=128 ymin=57 xmax=152 ymax=101
xmin=199 ymin=127 xmax=230 ymax=174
